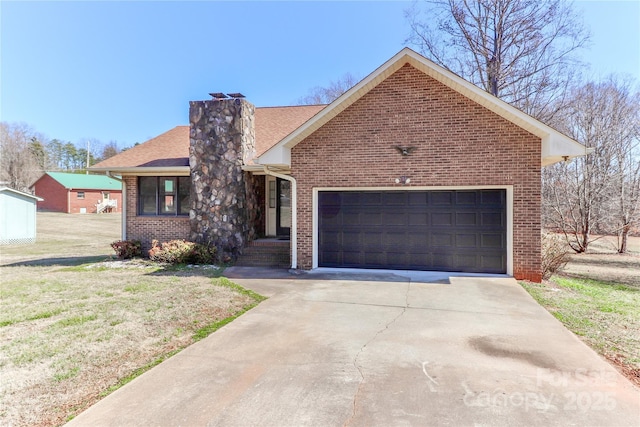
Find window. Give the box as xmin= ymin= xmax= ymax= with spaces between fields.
xmin=77 ymin=192 xmax=85 ymax=199
xmin=268 ymin=180 xmax=276 ymax=208
xmin=138 ymin=177 xmax=190 ymax=216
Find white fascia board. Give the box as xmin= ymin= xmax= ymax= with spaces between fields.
xmin=541 ymin=134 xmax=594 ymax=166
xmin=256 ymin=144 xmax=290 ymax=168
xmin=257 ymin=47 xmax=589 ymax=168
xmin=89 ymin=167 xmax=190 ymax=176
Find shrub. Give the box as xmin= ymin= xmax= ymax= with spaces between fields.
xmin=111 ymin=240 xmax=142 ymax=259
xmin=148 ymin=239 xmax=217 ymax=265
xmin=541 ymin=232 xmax=571 ymax=280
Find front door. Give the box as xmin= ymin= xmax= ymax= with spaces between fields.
xmin=276 ymin=178 xmax=291 ymax=238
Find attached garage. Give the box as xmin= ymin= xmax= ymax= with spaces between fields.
xmin=317 ymin=189 xmax=507 ymax=274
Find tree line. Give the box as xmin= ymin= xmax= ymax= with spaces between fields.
xmin=298 ymin=0 xmax=639 ymax=254
xmin=0 ymin=121 xmax=123 ymax=192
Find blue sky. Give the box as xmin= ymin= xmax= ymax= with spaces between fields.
xmin=1 ymin=1 xmax=639 ymax=149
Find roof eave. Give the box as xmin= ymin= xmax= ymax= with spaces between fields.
xmin=89 ymin=166 xmax=190 ymax=176
xmin=541 ymin=134 xmax=594 ymax=166
xmin=257 ymin=47 xmax=590 ymax=168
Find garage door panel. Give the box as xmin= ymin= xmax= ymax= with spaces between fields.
xmin=382 ymin=212 xmax=407 ymax=226
xmin=481 ymin=212 xmax=503 ymax=226
xmin=481 ymin=190 xmax=504 ymax=205
xmin=362 ymin=232 xmax=383 ymax=245
xmin=456 ymin=234 xmax=477 ymax=247
xmin=456 ymin=212 xmax=477 ymax=226
xmin=432 ymin=212 xmax=453 ymax=226
xmin=481 ymin=255 xmax=505 ymax=272
xmin=432 ymin=233 xmax=454 ymax=247
xmin=481 ymin=233 xmax=504 ymax=249
xmin=431 ymin=192 xmax=453 ymax=205
xmin=318 ymin=190 xmax=506 ymax=273
xmin=456 ymin=191 xmax=477 ymax=204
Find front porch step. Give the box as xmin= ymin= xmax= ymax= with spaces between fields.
xmin=235 ymin=239 xmax=290 ymax=268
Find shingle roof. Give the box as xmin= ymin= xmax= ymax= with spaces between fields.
xmin=42 ymin=172 xmax=122 ymax=190
xmin=255 ymin=105 xmax=325 ymax=156
xmin=91 ymin=105 xmax=326 ymax=171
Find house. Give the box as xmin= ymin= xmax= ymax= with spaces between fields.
xmin=90 ymin=48 xmax=589 ymax=282
xmin=31 ymin=172 xmax=122 ymax=214
xmin=0 ymin=187 xmax=43 ymax=245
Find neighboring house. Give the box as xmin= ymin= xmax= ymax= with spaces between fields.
xmin=31 ymin=172 xmax=122 ymax=214
xmin=91 ymin=48 xmax=589 ymax=281
xmin=0 ymin=187 xmax=43 ymax=245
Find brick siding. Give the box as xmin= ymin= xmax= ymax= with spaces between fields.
xmin=123 ymin=176 xmax=191 ymax=252
xmin=291 ymin=64 xmax=542 ymax=281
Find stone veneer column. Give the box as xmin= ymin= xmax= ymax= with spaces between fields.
xmin=189 ymin=97 xmax=256 ymax=262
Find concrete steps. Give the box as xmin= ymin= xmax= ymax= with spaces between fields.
xmin=235 ymin=239 xmax=290 ymax=268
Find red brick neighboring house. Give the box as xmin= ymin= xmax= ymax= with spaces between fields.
xmin=31 ymin=172 xmax=122 ymax=214
xmin=90 ymin=49 xmax=590 ymax=281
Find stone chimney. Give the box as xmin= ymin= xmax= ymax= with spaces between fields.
xmin=189 ymin=95 xmax=256 ymax=262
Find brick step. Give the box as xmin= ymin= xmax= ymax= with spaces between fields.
xmin=235 ymin=239 xmax=290 ymax=268
xmin=235 ymin=259 xmax=290 ymax=268
xmin=235 ymin=256 xmax=290 ymax=267
xmin=247 ymin=240 xmax=289 ymax=247
xmin=242 ymin=246 xmax=289 ymax=256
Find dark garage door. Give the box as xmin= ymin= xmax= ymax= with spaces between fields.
xmin=318 ymin=190 xmax=506 ymax=273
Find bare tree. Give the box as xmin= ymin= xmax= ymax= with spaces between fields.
xmin=405 ymin=0 xmax=589 ymax=122
xmin=297 ymin=73 xmax=360 ymax=105
xmin=100 ymin=140 xmax=120 ymax=162
xmin=0 ymin=122 xmax=45 ymax=191
xmin=543 ymin=78 xmax=640 ymax=253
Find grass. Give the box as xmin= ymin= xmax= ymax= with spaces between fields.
xmin=0 ymin=213 xmax=266 ymax=427
xmin=521 ymin=238 xmax=640 ymax=387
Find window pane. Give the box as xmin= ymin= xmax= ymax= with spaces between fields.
xmin=139 ymin=177 xmax=157 ymax=215
xmin=158 ymin=178 xmax=176 ymax=214
xmin=269 ymin=181 xmax=276 ymax=208
xmin=161 ymin=195 xmax=176 ymax=213
xmin=178 ymin=177 xmax=191 ymax=215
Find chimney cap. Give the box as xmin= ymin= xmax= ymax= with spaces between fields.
xmin=227 ymin=93 xmax=245 ymax=99
xmin=209 ymin=92 xmax=229 ymax=99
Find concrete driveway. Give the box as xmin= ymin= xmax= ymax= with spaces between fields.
xmin=68 ymin=268 xmax=639 ymax=426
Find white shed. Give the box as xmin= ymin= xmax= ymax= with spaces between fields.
xmin=0 ymin=187 xmax=43 ymax=245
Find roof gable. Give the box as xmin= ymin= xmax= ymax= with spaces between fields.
xmin=258 ymin=48 xmax=589 ymax=167
xmin=42 ymin=172 xmax=122 ymax=190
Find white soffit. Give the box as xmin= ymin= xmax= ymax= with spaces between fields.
xmin=257 ymin=47 xmax=588 ymax=167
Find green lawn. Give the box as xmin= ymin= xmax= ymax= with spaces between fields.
xmin=522 ymin=276 xmax=640 ymax=386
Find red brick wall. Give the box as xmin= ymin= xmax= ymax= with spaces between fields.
xmin=123 ymin=176 xmax=191 ymax=252
xmin=291 ymin=64 xmax=542 ymax=281
xmin=33 ymin=174 xmax=122 ymax=214
xmin=33 ymin=175 xmax=68 ymax=212
xmin=68 ymin=189 xmax=122 ymax=214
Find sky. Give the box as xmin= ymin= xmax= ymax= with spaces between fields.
xmin=1 ymin=0 xmax=639 ymax=150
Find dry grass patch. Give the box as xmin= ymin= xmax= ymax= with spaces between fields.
xmin=0 ymin=261 xmax=264 ymax=426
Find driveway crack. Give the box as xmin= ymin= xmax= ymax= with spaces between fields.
xmin=343 ymin=280 xmax=411 ymax=427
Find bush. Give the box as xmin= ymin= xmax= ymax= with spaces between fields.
xmin=148 ymin=239 xmax=217 ymax=265
xmin=541 ymin=232 xmax=571 ymax=280
xmin=111 ymin=240 xmax=142 ymax=259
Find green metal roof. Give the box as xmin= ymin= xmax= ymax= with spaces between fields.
xmin=46 ymin=172 xmax=122 ymax=191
